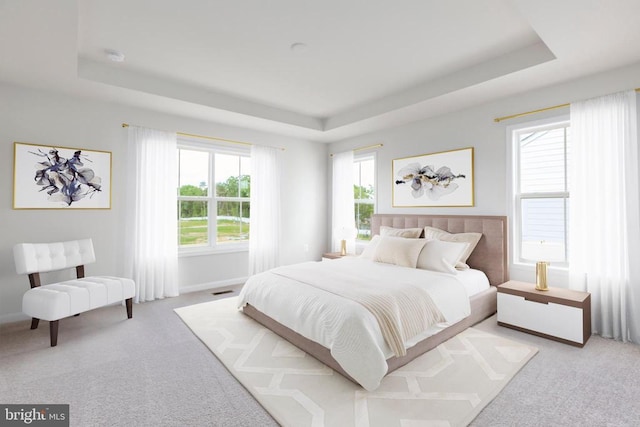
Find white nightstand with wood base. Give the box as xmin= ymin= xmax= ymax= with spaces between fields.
xmin=497 ymin=280 xmax=591 ymax=347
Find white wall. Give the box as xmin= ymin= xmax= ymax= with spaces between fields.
xmin=0 ymin=83 xmax=327 ymax=322
xmin=328 ymin=61 xmax=640 ymax=287
xmin=4 ymin=61 xmax=640 ymax=321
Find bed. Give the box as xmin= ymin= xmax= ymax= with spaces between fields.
xmin=239 ymin=214 xmax=508 ymax=391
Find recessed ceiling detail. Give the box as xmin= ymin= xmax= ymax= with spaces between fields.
xmin=76 ymin=0 xmax=555 ymax=132
xmin=3 ymin=0 xmax=640 ymax=141
xmin=78 ymin=40 xmax=555 ymax=132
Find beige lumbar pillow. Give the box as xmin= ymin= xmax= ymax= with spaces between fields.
xmin=423 ymin=226 xmax=482 ymax=269
xmin=373 ymin=236 xmax=427 ymax=268
xmin=379 ymin=226 xmax=423 ymax=238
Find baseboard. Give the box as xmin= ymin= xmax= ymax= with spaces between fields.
xmin=0 ymin=312 xmax=29 ymax=325
xmin=179 ymin=277 xmax=247 ymax=294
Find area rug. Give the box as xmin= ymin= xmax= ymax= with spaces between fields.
xmin=175 ymin=297 xmax=537 ymax=427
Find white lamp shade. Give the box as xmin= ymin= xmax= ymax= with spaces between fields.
xmin=521 ymin=240 xmax=565 ymax=262
xmin=335 ymin=226 xmax=357 ymax=240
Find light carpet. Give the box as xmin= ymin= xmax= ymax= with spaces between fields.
xmin=175 ymin=297 xmax=537 ymax=427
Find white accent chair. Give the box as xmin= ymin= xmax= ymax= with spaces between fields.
xmin=13 ymin=239 xmax=135 ymax=347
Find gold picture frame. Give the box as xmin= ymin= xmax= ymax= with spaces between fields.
xmin=13 ymin=142 xmax=112 ymax=209
xmin=392 ymin=147 xmax=474 ymax=207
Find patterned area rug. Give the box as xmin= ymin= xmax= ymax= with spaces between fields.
xmin=175 ymin=297 xmax=537 ymax=427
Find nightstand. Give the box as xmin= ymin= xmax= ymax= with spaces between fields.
xmin=497 ymin=280 xmax=591 ymax=347
xmin=321 ymin=252 xmax=345 ymax=261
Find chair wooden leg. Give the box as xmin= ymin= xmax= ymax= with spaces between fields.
xmin=49 ymin=320 xmax=59 ymax=347
xmin=125 ymin=298 xmax=133 ymax=319
xmin=30 ymin=318 xmax=40 ymax=330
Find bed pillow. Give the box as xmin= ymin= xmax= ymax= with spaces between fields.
xmin=359 ymin=235 xmax=381 ymax=260
xmin=379 ymin=226 xmax=423 ymax=238
xmin=423 ymin=226 xmax=482 ymax=269
xmin=373 ymin=236 xmax=427 ymax=268
xmin=416 ymin=239 xmax=470 ymax=274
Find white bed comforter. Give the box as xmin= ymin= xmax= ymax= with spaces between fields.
xmin=237 ymin=257 xmax=471 ymax=391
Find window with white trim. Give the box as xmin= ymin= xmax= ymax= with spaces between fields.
xmin=177 ymin=140 xmax=251 ymax=252
xmin=353 ymin=153 xmax=376 ymax=241
xmin=512 ymin=119 xmax=570 ymax=265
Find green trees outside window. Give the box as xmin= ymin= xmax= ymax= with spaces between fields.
xmin=354 ymin=154 xmax=375 ymax=241
xmin=354 ymin=184 xmax=374 ymax=240
xmin=178 ymin=146 xmax=250 ymax=248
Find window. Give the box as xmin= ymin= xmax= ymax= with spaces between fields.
xmin=353 ymin=154 xmax=376 ymax=240
xmin=177 ymin=141 xmax=251 ymax=252
xmin=511 ymin=119 xmax=570 ymax=265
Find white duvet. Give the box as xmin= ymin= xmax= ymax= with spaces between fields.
xmin=237 ymin=257 xmax=471 ymax=391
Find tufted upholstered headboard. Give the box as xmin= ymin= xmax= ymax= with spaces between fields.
xmin=371 ymin=214 xmax=508 ymax=286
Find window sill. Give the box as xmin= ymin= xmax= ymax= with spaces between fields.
xmin=179 ymin=244 xmax=249 ymax=258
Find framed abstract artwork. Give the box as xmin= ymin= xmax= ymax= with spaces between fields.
xmin=13 ymin=142 xmax=112 ymax=209
xmin=392 ymin=147 xmax=474 ymax=207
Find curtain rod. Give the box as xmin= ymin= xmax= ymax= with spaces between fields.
xmin=330 ymin=143 xmax=383 ymax=157
xmin=493 ymin=87 xmax=640 ymax=123
xmin=121 ymin=123 xmax=285 ymax=151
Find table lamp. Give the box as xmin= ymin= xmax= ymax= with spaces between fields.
xmin=336 ymin=226 xmax=357 ymax=256
xmin=521 ymin=240 xmax=565 ymax=291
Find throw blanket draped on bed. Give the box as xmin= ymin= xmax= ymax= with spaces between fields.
xmin=271 ymin=262 xmax=445 ymax=357
xmin=238 ymin=257 xmax=471 ymax=390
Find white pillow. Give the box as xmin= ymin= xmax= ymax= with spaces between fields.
xmin=423 ymin=226 xmax=482 ymax=268
xmin=379 ymin=226 xmax=423 ymax=238
xmin=373 ymin=236 xmax=427 ymax=268
xmin=416 ymin=240 xmax=470 ymax=274
xmin=359 ymin=235 xmax=381 ymax=260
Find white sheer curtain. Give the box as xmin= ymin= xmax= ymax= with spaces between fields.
xmin=248 ymin=145 xmax=282 ymax=275
xmin=125 ymin=126 xmax=179 ymax=302
xmin=569 ymin=90 xmax=640 ymax=342
xmin=332 ymin=150 xmax=356 ymax=253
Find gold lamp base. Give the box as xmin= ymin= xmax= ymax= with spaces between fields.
xmin=535 ymin=261 xmax=549 ymax=291
xmin=340 ymin=239 xmax=347 ymax=256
